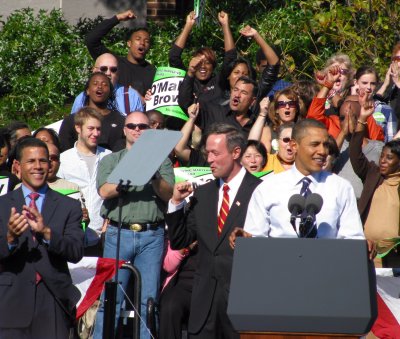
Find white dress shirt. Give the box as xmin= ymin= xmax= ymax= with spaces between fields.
xmin=57 ymin=144 xmax=111 ymax=245
xmin=244 ymin=165 xmax=365 ymax=239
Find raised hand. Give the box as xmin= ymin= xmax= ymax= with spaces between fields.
xmin=186 ymin=11 xmax=197 ymax=27
xmin=187 ymin=55 xmax=205 ymax=76
xmin=314 ymin=70 xmax=326 ymax=86
xmin=144 ymin=88 xmax=152 ymax=102
xmin=187 ymin=103 xmax=200 ymax=119
xmin=116 ymin=10 xmax=136 ymax=21
xmin=171 ymin=181 xmax=194 ymax=205
xmin=326 ymin=65 xmax=341 ymax=83
xmin=259 ymin=97 xmax=270 ymax=116
xmin=358 ymin=89 xmax=375 ymax=119
xmin=218 ymin=11 xmax=230 ymax=26
xmin=239 ymin=25 xmax=257 ymax=39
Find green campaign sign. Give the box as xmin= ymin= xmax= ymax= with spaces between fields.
xmin=147 ymin=67 xmax=188 ymax=121
xmin=174 ymin=167 xmax=273 ymax=187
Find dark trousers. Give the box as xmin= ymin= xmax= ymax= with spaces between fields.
xmin=190 ymin=281 xmax=239 ymax=339
xmin=159 ymin=279 xmax=192 ymax=339
xmin=0 ymin=281 xmax=75 ymax=339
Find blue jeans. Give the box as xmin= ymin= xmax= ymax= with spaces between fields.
xmin=94 ymin=225 xmax=164 ymax=339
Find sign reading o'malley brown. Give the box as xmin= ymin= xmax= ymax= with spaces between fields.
xmin=146 ymin=67 xmax=188 ymax=121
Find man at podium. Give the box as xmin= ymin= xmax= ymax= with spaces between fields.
xmin=230 ymin=119 xmax=369 ymax=243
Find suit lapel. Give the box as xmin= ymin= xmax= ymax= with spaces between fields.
xmin=42 ymin=189 xmax=58 ymax=226
xmin=12 ymin=188 xmax=26 ymax=212
xmin=202 ymin=180 xmax=219 ymax=251
xmin=217 ymin=172 xmax=257 ymax=245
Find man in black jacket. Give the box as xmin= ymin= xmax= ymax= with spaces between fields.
xmin=165 ymin=123 xmax=261 ymax=338
xmin=85 ymin=9 xmax=156 ymax=99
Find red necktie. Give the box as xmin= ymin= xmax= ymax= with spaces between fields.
xmin=28 ymin=192 xmax=42 ymax=283
xmin=217 ymin=184 xmax=230 ymax=236
xmin=29 ymin=192 xmax=40 ymax=211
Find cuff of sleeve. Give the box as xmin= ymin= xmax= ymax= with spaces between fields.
xmin=168 ymin=200 xmax=185 ymax=213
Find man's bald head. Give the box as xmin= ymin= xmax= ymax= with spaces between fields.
xmin=93 ymin=53 xmax=119 ymax=86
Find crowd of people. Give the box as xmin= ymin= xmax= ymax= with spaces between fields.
xmin=0 ymin=7 xmax=399 ymax=339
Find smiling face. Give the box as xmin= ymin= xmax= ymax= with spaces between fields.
xmin=379 ymin=147 xmax=400 ymax=176
xmin=86 ymin=73 xmax=111 ymax=106
xmin=241 ymin=145 xmax=264 ymax=173
xmin=14 ymin=146 xmax=49 ymax=192
xmin=127 ymin=30 xmax=151 ymax=63
xmin=75 ymin=117 xmax=101 ymax=153
xmin=194 ymin=55 xmax=214 ymax=81
xmin=276 ymin=94 xmax=298 ymax=123
xmin=292 ymin=127 xmax=329 ymax=176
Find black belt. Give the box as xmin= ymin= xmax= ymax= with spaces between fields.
xmin=109 ymin=220 xmax=164 ymax=232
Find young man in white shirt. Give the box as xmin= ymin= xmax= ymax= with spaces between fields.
xmin=57 ymin=107 xmax=111 ymax=254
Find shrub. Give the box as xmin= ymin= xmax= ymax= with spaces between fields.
xmin=0 ymin=1 xmax=399 ymax=128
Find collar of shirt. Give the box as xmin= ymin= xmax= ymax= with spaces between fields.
xmin=290 ymin=165 xmax=323 ymax=191
xmin=218 ymin=166 xmax=247 ymax=208
xmin=21 ymin=183 xmax=48 ymax=213
xmin=73 ymin=142 xmax=105 ymax=158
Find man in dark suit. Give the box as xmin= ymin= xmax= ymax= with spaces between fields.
xmin=165 ymin=123 xmax=261 ymax=338
xmin=0 ymin=137 xmax=84 ymax=338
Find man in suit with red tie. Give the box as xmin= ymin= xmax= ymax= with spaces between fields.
xmin=0 ymin=137 xmax=84 ymax=338
xmin=165 ymin=123 xmax=262 ymax=338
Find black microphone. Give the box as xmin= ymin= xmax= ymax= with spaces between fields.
xmin=304 ymin=193 xmax=323 ymax=224
xmin=288 ymin=194 xmax=306 ymax=225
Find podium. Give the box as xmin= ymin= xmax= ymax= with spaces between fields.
xmin=227 ymin=238 xmax=377 ymax=339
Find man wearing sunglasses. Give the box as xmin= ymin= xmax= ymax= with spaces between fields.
xmin=70 ymin=53 xmax=143 ymax=115
xmin=94 ymin=111 xmax=174 ymax=339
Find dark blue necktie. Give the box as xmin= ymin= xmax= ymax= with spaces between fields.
xmin=299 ymin=177 xmax=317 ymax=238
xmin=300 ymin=177 xmax=312 ymax=197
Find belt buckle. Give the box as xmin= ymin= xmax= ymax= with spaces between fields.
xmin=130 ymin=223 xmax=142 ymax=232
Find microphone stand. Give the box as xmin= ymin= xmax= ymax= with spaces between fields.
xmin=103 ymin=179 xmax=132 ymax=339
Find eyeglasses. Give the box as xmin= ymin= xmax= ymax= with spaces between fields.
xmin=277 ymin=100 xmax=297 ymax=109
xmin=49 ymin=154 xmax=60 ymax=162
xmin=339 ymin=68 xmax=350 ymax=75
xmin=392 ymin=56 xmax=400 ymax=62
xmin=125 ymin=123 xmax=149 ymax=130
xmin=280 ymin=137 xmax=291 ymax=143
xmin=95 ymin=66 xmax=118 ymax=73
